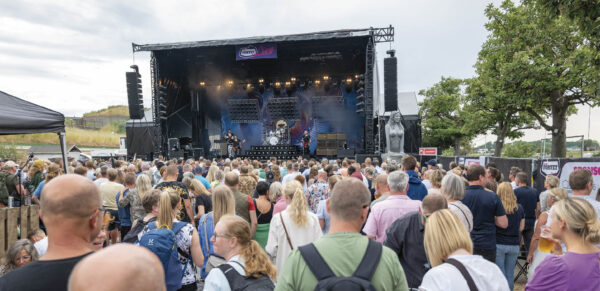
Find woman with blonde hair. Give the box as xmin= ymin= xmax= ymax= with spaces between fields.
xmin=266 ymin=180 xmax=322 ymax=271
xmin=139 ymin=190 xmax=204 ymax=290
xmin=205 ymin=215 xmax=276 ymax=289
xmin=32 ymin=163 xmax=62 ymax=204
xmin=421 ymin=209 xmax=509 ymax=290
xmin=526 ymin=198 xmax=600 ymax=290
xmin=118 ymin=173 xmax=150 ymax=223
xmin=538 ymin=175 xmax=560 ymax=213
xmin=197 ymin=185 xmax=235 ymax=278
xmin=206 ymin=165 xmax=219 ymax=183
xmin=190 ymin=179 xmax=212 ymax=226
xmin=494 ymin=182 xmax=524 ymax=290
xmin=527 ymin=187 xmax=568 ymax=279
xmin=26 ymin=160 xmax=45 ymax=195
xmin=428 ymin=169 xmax=444 ymax=195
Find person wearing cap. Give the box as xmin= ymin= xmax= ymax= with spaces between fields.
xmin=194 ymin=166 xmax=212 ymax=191
xmin=426 ymin=159 xmax=438 ymax=170
xmin=0 ymin=161 xmax=23 ymax=208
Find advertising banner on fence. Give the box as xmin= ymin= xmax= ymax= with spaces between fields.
xmin=535 ymin=158 xmax=600 ymax=198
xmin=236 ymin=43 xmax=277 ymax=60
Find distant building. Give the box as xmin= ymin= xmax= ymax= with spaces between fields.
xmin=28 ymin=144 xmax=82 ymax=161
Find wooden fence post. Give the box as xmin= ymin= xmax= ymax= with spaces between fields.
xmin=20 ymin=206 xmax=29 ymax=241
xmin=29 ymin=205 xmax=40 ymax=231
xmin=0 ymin=208 xmax=6 ymax=257
xmin=6 ymin=208 xmax=20 ymax=251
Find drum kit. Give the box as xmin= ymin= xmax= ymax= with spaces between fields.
xmin=264 ymin=120 xmax=289 ymax=145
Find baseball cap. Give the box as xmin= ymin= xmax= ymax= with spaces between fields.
xmin=426 ymin=159 xmax=437 ymax=167
xmin=4 ymin=161 xmax=17 ymax=169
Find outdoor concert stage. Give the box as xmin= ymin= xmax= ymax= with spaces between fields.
xmin=126 ymin=27 xmax=421 ymax=160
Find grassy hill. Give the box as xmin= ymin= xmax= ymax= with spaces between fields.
xmin=83 ymin=105 xmax=129 ymax=118
xmin=0 ymin=127 xmax=123 ymax=147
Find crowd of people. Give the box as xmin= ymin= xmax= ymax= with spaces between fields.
xmin=0 ymin=154 xmax=599 ymax=291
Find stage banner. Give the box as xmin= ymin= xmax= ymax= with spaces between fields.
xmin=236 ymin=43 xmax=277 ymax=60
xmin=534 ymin=158 xmax=600 ymax=197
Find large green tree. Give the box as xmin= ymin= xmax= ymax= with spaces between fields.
xmin=479 ymin=0 xmax=599 ymax=157
xmin=418 ymin=77 xmax=477 ymax=155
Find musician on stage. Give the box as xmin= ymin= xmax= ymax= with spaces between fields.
xmin=302 ymin=130 xmax=311 ymax=156
xmin=224 ymin=130 xmax=234 ymax=158
xmin=232 ymin=136 xmax=243 ymax=157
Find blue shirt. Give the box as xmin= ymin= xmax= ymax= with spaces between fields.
xmin=496 ymin=204 xmax=524 ymax=245
xmin=316 ymin=200 xmax=330 ymax=234
xmin=406 ymin=170 xmax=428 ymax=201
xmin=513 ymin=186 xmax=539 ymax=227
xmin=116 ymin=189 xmax=132 ymax=227
xmin=462 ymin=185 xmax=506 ymax=250
xmin=194 ymin=175 xmax=212 ymax=190
xmin=33 ymin=181 xmax=45 ymax=198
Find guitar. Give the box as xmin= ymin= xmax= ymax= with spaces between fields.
xmin=233 ymin=139 xmax=246 ymax=152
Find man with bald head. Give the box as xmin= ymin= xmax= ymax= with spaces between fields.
xmin=68 ymin=244 xmax=166 ymax=291
xmin=0 ymin=174 xmax=103 ymax=291
xmin=276 ymin=178 xmax=408 ymax=290
xmin=155 ymin=165 xmax=194 ymax=226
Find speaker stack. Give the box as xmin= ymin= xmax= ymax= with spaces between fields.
xmin=316 ymin=133 xmax=347 ymax=156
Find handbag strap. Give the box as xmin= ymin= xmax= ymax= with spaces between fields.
xmin=202 ymin=213 xmax=211 ymax=252
xmin=445 ymin=258 xmax=478 ymax=291
xmin=279 ymin=212 xmax=294 ymax=250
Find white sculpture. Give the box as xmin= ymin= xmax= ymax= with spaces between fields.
xmin=385 ymin=111 xmax=405 ymax=154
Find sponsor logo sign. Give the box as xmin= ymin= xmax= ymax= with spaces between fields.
xmin=236 ymin=43 xmax=277 ymax=60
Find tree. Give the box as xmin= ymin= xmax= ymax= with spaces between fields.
xmin=502 ymin=141 xmax=537 ymax=158
xmin=418 ymin=77 xmax=477 ymax=155
xmin=465 ymin=76 xmax=537 ymax=157
xmin=480 ymin=1 xmax=599 ymax=157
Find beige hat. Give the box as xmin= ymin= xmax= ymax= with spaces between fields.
xmin=3 ymin=161 xmax=17 ymax=170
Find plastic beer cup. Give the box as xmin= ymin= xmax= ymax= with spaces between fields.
xmin=538 ymin=225 xmax=554 ymax=253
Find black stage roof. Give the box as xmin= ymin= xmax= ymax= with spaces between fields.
xmin=132 ymin=28 xmax=377 ymax=52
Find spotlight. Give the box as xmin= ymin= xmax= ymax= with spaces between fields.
xmin=274 ymin=82 xmax=281 ymax=88
xmin=323 ymin=75 xmax=329 ymax=81
xmin=258 ymin=78 xmax=264 ymax=83
xmin=285 ymin=81 xmax=291 ymax=87
xmin=346 ymin=78 xmax=353 ymax=84
xmin=227 ymin=80 xmax=234 ymax=86
xmin=354 ymin=74 xmax=359 ymax=79
xmin=314 ymin=80 xmax=321 ymax=85
xmin=200 ymin=81 xmax=206 ymax=87
xmin=290 ymin=77 xmax=296 ymax=82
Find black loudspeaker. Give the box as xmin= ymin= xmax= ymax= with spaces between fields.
xmin=126 ymin=71 xmax=144 ymax=119
xmin=168 ymin=138 xmax=180 ymax=152
xmin=337 ymin=148 xmax=355 ymax=158
xmin=384 ymin=53 xmax=398 ymax=112
xmin=192 ymin=148 xmax=205 ymax=159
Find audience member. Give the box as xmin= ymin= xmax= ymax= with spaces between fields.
xmin=155 ymin=165 xmax=194 ymax=226
xmin=420 ymin=209 xmax=509 ymax=290
xmin=68 ymin=244 xmax=166 ymax=291
xmin=0 ymin=174 xmax=103 ymax=291
xmin=384 ymin=194 xmax=447 ymax=288
xmin=401 ymin=155 xmax=428 ymax=201
xmin=462 ymin=164 xmax=508 ymax=262
xmin=276 ymin=178 xmax=409 ymax=290
xmin=495 ymin=182 xmax=525 ymax=290
xmin=370 ymin=173 xmax=390 ymax=207
xmin=253 ymin=181 xmax=274 ymax=249
xmin=306 ymin=171 xmax=329 ymax=213
xmin=224 ymin=172 xmax=258 ymax=236
xmin=513 ymin=171 xmax=539 ymax=253
xmin=0 ymin=239 xmax=39 ymax=276
xmin=442 ymin=173 xmax=473 ymax=232
xmin=316 ymin=175 xmax=342 ymax=234
xmin=363 ymin=171 xmax=422 ymax=243
xmin=538 ymin=175 xmax=560 ymax=213
xmin=266 ymin=180 xmax=322 ymax=272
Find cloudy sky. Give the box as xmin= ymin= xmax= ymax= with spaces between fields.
xmin=1 ymin=0 xmax=598 ymax=145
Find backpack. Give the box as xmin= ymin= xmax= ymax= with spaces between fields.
xmin=217 ymin=261 xmax=275 ymax=291
xmin=139 ymin=221 xmax=189 ymax=291
xmin=298 ymin=239 xmax=382 ymax=291
xmin=123 ymin=217 xmax=157 ymax=244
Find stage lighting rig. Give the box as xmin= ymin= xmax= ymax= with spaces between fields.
xmin=199 ymin=81 xmax=206 ymax=87
xmin=157 ymin=84 xmax=168 ymax=120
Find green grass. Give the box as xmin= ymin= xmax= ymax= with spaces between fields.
xmin=83 ymin=105 xmax=129 ymax=118
xmin=0 ymin=127 xmax=124 ymax=148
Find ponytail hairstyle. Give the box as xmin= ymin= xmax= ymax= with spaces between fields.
xmin=553 ymin=197 xmax=600 ymax=245
xmin=212 ymin=185 xmax=236 ymax=226
xmin=157 ymin=189 xmax=180 ymax=230
xmin=220 ymin=215 xmax=277 ymax=280
xmin=45 ymin=163 xmax=62 ymax=183
xmin=284 ymin=180 xmax=308 ymax=227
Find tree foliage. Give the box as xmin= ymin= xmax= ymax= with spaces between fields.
xmin=475 ymin=0 xmax=599 ymax=157
xmin=418 ymin=77 xmax=477 ymax=155
xmin=502 ymin=141 xmax=537 ymax=158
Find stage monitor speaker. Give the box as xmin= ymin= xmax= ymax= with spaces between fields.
xmin=126 ymin=71 xmax=144 ymax=119
xmin=168 ymin=138 xmax=180 ymax=152
xmin=192 ymin=148 xmax=205 ymax=159
xmin=168 ymin=149 xmax=184 ymax=160
xmin=384 ymin=56 xmax=398 ymax=112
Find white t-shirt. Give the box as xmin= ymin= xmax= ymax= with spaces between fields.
xmin=204 ymin=255 xmax=246 ymax=291
xmin=34 ymin=237 xmax=48 ymax=257
xmin=419 ymin=255 xmax=509 ymax=291
xmin=422 ymin=179 xmax=432 ymax=190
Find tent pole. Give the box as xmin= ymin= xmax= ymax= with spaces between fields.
xmin=59 ymin=132 xmax=68 ymax=173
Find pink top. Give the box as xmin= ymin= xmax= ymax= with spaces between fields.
xmin=362 ymin=195 xmax=421 ymax=243
xmin=273 ymin=196 xmax=287 ymax=215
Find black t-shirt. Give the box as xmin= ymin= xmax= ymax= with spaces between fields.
xmin=156 ymin=181 xmax=191 ymax=223
xmin=383 ymin=211 xmax=428 ymax=288
xmin=514 ymin=186 xmax=539 ymax=227
xmin=462 ymin=185 xmax=506 ymax=250
xmin=195 ymin=194 xmax=213 ymax=215
xmin=496 ymin=204 xmax=525 ymax=245
xmin=0 ymin=253 xmax=91 ymax=291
